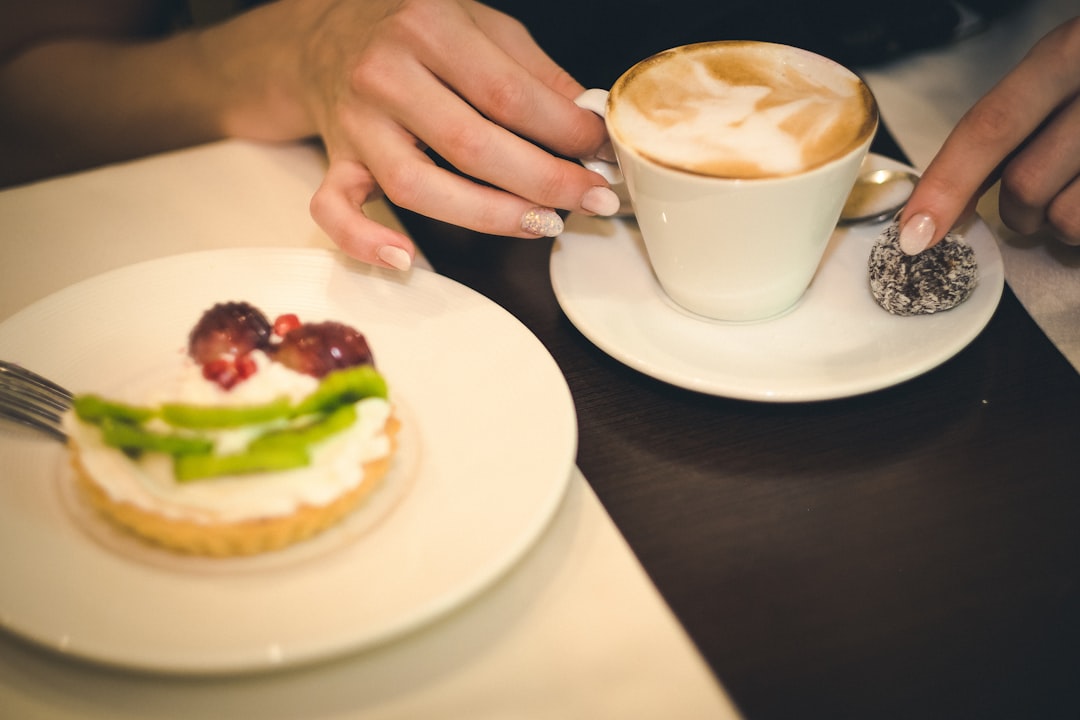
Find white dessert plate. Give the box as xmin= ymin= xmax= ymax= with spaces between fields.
xmin=0 ymin=248 xmax=577 ymax=674
xmin=550 ymin=154 xmax=1004 ymax=402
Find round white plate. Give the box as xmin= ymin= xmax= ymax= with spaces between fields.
xmin=0 ymin=248 xmax=576 ymax=674
xmin=550 ymin=154 xmax=1004 ymax=402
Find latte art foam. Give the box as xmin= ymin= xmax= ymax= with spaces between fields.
xmin=608 ymin=42 xmax=877 ymax=178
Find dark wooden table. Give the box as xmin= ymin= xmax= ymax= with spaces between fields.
xmin=394 ymin=123 xmax=1080 ymax=720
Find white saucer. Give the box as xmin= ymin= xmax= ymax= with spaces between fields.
xmin=550 ymin=155 xmax=1004 ymax=402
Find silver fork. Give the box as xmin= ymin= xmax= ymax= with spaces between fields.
xmin=0 ymin=360 xmax=72 ymax=441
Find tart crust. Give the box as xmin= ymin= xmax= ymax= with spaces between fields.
xmin=68 ymin=416 xmax=399 ymax=557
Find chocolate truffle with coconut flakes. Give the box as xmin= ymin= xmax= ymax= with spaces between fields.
xmin=868 ymin=219 xmax=978 ymax=316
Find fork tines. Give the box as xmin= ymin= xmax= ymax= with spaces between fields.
xmin=0 ymin=361 xmax=73 ymax=440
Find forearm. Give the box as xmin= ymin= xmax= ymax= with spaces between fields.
xmin=0 ymin=0 xmax=319 ymax=187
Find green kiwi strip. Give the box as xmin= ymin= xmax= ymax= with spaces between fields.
xmin=74 ymin=394 xmax=155 ymax=424
xmin=75 ymin=364 xmax=387 ymax=482
xmin=100 ymin=418 xmax=213 ymax=456
xmin=249 ymin=403 xmax=358 ymax=453
xmin=293 ymin=365 xmax=387 ymax=416
xmin=160 ymin=396 xmax=293 ymax=429
xmin=174 ymin=445 xmax=311 ymax=482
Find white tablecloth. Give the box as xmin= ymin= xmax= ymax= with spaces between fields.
xmin=0 ymin=141 xmax=737 ymax=719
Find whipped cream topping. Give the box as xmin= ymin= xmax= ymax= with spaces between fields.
xmin=63 ymin=353 xmax=392 ymax=524
xmin=146 ymin=350 xmax=318 ymax=406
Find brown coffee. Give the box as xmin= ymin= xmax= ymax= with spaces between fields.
xmin=607 ymin=41 xmax=878 ymax=179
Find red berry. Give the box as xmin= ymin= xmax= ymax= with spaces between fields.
xmin=202 ymin=357 xmax=240 ymax=390
xmin=235 ymin=353 xmax=258 ymax=380
xmin=273 ymin=313 xmax=301 ymax=337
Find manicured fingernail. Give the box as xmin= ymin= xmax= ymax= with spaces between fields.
xmin=581 ymin=186 xmax=621 ymax=216
xmin=376 ymin=245 xmax=412 ymax=271
xmin=521 ymin=207 xmax=564 ymax=237
xmin=899 ymin=213 xmax=935 ymax=255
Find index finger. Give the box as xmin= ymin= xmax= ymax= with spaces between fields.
xmin=901 ymin=20 xmax=1080 ymax=248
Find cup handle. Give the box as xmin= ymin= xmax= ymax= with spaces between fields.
xmin=574 ymin=89 xmax=622 ymax=184
xmin=574 ymin=89 xmax=631 ymax=211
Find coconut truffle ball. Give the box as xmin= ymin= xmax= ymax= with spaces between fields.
xmin=868 ymin=220 xmax=978 ymax=316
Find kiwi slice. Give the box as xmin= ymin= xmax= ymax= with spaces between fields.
xmin=160 ymin=396 xmax=293 ymax=429
xmin=174 ymin=445 xmax=310 ymax=482
xmin=74 ymin=394 xmax=155 ymax=424
xmin=249 ymin=404 xmax=358 ymax=453
xmin=293 ymin=365 xmax=387 ymax=417
xmin=100 ymin=418 xmax=213 ymax=456
xmin=74 ymin=363 xmax=388 ymax=482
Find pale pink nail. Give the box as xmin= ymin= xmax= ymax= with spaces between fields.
xmin=899 ymin=213 xmax=935 ymax=255
xmin=376 ymin=245 xmax=412 ymax=271
xmin=581 ymin=186 xmax=621 ymax=216
xmin=521 ymin=207 xmax=564 ymax=237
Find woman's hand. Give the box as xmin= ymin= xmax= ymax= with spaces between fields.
xmin=0 ymin=0 xmax=618 ymax=270
xmin=899 ymin=16 xmax=1080 ymax=254
xmin=288 ymin=0 xmax=618 ymax=269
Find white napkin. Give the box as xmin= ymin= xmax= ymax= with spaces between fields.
xmin=0 ymin=141 xmax=427 ymax=321
xmin=981 ymin=187 xmax=1080 ymax=371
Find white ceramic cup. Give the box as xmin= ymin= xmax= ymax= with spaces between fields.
xmin=575 ymin=41 xmax=878 ymax=322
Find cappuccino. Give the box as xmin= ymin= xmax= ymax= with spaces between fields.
xmin=608 ymin=42 xmax=877 ymax=179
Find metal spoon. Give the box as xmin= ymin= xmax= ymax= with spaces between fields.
xmin=838 ymin=168 xmax=920 ymax=226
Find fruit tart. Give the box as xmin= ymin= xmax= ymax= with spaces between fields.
xmin=61 ymin=302 xmax=399 ymax=557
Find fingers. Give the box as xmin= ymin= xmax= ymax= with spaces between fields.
xmin=443 ymin=1 xmax=607 ymax=157
xmin=335 ymin=5 xmax=618 ymax=236
xmin=357 ymin=122 xmax=572 ymax=238
xmin=899 ymin=17 xmax=1080 ymax=253
xmin=997 ymin=92 xmax=1080 ymax=243
xmin=1045 ymin=178 xmax=1080 ymax=245
xmin=309 ymin=159 xmax=416 ymax=271
xmin=368 ymin=61 xmax=614 ymax=219
xmin=360 ymin=0 xmax=613 ymax=215
xmin=307 ymin=0 xmax=623 ymax=267
xmin=316 ymin=120 xmax=578 ymax=266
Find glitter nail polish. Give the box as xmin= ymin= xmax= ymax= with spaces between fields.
xmin=521 ymin=208 xmax=564 ymax=237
